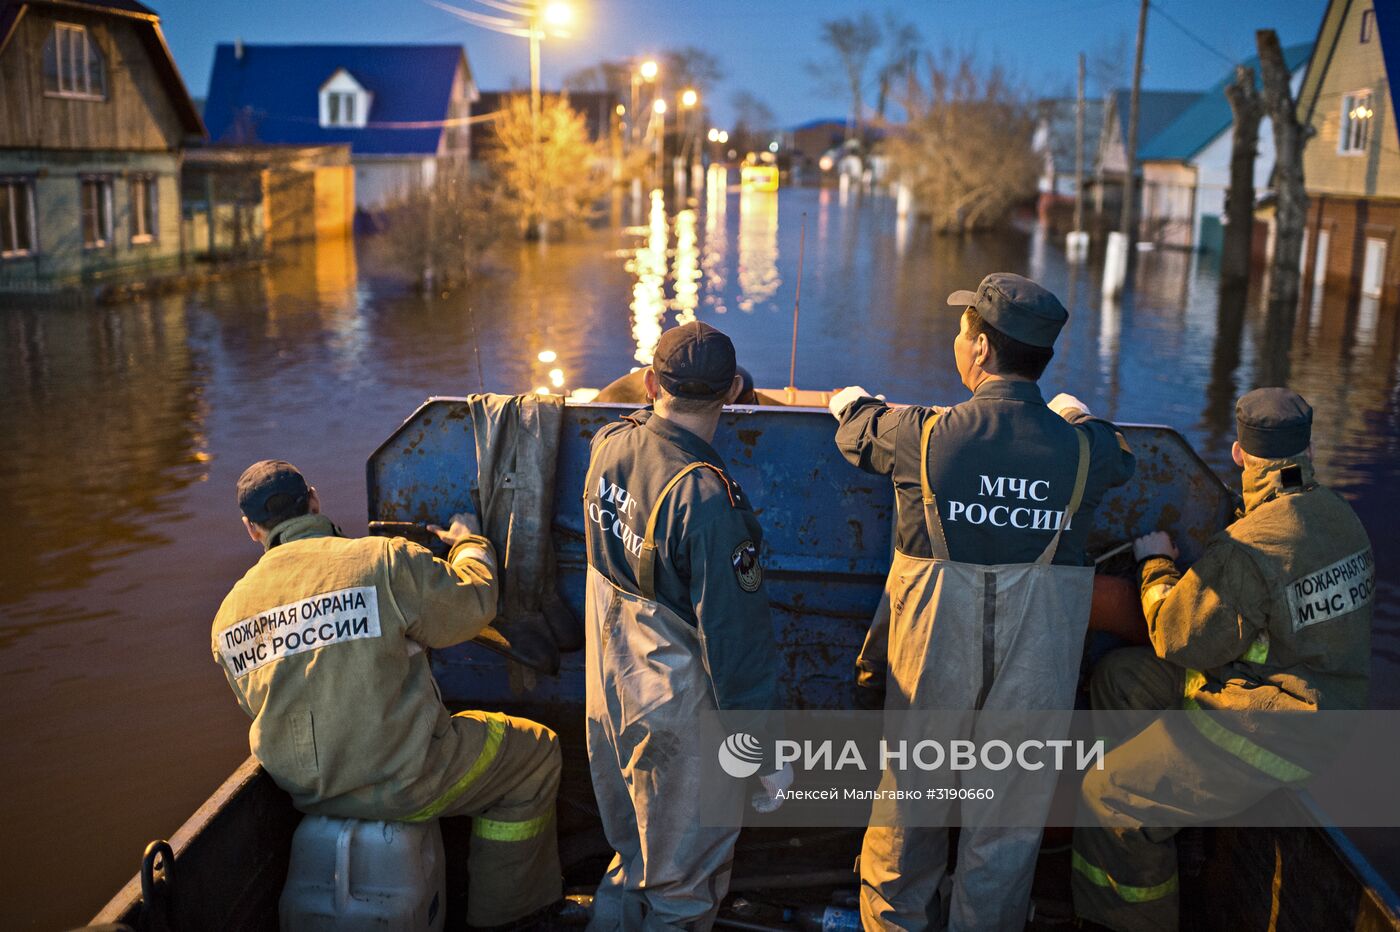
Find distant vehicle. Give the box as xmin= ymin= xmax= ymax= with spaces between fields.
xmin=740 ymin=152 xmax=780 ymax=192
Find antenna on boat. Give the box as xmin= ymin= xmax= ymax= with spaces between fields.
xmin=466 ymin=303 xmax=485 ymax=392
xmin=786 ymin=212 xmax=807 ymax=393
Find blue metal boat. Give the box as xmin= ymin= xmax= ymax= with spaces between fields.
xmin=91 ymin=398 xmax=1400 ymax=931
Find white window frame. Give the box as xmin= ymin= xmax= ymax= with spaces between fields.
xmin=129 ymin=174 xmax=158 ymax=245
xmin=1339 ymin=90 xmax=1373 ymax=155
xmin=80 ymin=175 xmax=114 ymax=249
xmin=0 ymin=177 xmax=38 ymax=259
xmin=319 ymin=70 xmax=372 ymax=129
xmin=1361 ymin=237 xmax=1388 ymax=299
xmin=45 ymin=22 xmax=107 ymax=101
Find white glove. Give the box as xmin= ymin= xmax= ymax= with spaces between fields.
xmin=751 ymin=763 xmax=794 ymax=813
xmin=1048 ymin=392 xmax=1090 ymax=418
xmin=829 ymin=385 xmax=873 ymax=418
xmin=1132 ymin=531 xmax=1179 ymax=563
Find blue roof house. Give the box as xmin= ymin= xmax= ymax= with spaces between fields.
xmin=1136 ymin=43 xmax=1313 ymax=252
xmin=203 ymin=43 xmax=477 ymax=210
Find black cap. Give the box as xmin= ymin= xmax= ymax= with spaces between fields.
xmin=1236 ymin=388 xmax=1313 ymax=458
xmin=946 ymin=273 xmax=1068 ymax=348
xmin=237 ymin=460 xmax=309 ymax=524
xmin=653 ymin=322 xmax=737 ymax=399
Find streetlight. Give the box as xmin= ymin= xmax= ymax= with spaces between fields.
xmin=653 ymin=98 xmax=667 ymax=183
xmin=630 ymin=59 xmax=659 ymax=147
xmin=680 ymin=88 xmax=698 ymax=109
xmin=427 ymin=0 xmax=574 ymax=130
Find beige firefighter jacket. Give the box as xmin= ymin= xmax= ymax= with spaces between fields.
xmin=211 ymin=513 xmax=500 ymax=819
xmin=1139 ymin=455 xmax=1373 ymax=715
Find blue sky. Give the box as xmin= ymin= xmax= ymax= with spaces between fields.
xmin=156 ymin=0 xmax=1327 ymax=127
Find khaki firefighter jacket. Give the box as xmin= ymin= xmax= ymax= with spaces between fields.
xmin=211 ymin=514 xmax=499 ymax=819
xmin=1140 ymin=455 xmax=1373 ymax=716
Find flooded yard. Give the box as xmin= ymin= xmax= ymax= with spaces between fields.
xmin=2 ymin=178 xmax=1397 ymax=928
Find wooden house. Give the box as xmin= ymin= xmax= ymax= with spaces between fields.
xmin=1296 ymin=0 xmax=1399 ymax=311
xmin=0 ymin=0 xmax=204 ymax=291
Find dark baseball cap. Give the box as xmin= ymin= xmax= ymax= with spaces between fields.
xmin=653 ymin=322 xmax=737 ymax=399
xmin=1236 ymin=388 xmax=1313 ymax=458
xmin=237 ymin=460 xmax=310 ymax=524
xmin=946 ymin=272 xmax=1069 ymax=348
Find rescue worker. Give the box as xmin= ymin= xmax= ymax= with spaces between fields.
xmin=583 ymin=322 xmax=789 ymax=930
xmin=1072 ymin=388 xmax=1373 ymax=932
xmin=212 ymin=461 xmax=562 ymax=929
xmin=832 ymin=272 xmax=1137 ymax=930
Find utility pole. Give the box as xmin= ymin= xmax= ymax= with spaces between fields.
xmin=1104 ymin=0 xmax=1148 ymax=297
xmin=1068 ymin=52 xmax=1088 ymax=261
xmin=1074 ymin=53 xmax=1086 ymax=236
xmin=1120 ymin=0 xmax=1149 ymax=242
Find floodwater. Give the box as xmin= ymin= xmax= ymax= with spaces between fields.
xmin=2 ymin=174 xmax=1398 ymax=928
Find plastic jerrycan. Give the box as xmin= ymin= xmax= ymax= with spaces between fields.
xmin=280 ymin=815 xmax=446 ymax=931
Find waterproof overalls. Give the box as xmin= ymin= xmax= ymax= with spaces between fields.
xmin=212 ymin=514 xmax=562 ymax=927
xmin=582 ymin=410 xmax=778 ymax=931
xmin=836 ymin=382 xmax=1136 ymax=931
xmin=1072 ymin=454 xmax=1373 ymax=932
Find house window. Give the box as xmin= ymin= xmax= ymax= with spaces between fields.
xmin=1360 ymin=9 xmax=1375 ymax=43
xmin=129 ymin=176 xmax=157 ymax=244
xmin=1362 ymin=238 xmax=1388 ymax=299
xmin=42 ymin=23 xmax=107 ymax=99
xmin=81 ymin=176 xmax=113 ymax=248
xmin=0 ymin=178 xmax=37 ymax=258
xmin=1340 ymin=91 xmax=1373 ymax=153
xmin=327 ymin=91 xmax=357 ymax=126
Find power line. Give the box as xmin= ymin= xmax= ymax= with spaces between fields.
xmin=1148 ymin=1 xmax=1236 ymax=68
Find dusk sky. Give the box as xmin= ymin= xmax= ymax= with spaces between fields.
xmin=157 ymin=0 xmax=1327 ymax=127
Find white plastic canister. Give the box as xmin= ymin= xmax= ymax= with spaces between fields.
xmin=279 ymin=816 xmax=446 ymax=932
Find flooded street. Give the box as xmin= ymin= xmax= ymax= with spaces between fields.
xmin=3 ymin=178 xmax=1398 ymax=928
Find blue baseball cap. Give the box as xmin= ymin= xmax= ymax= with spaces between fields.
xmin=237 ymin=460 xmax=309 ymax=524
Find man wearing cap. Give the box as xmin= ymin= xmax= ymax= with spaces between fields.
xmin=213 ymin=461 xmax=563 ymax=928
xmin=582 ymin=322 xmax=786 ymax=929
xmin=1072 ymin=388 xmax=1373 ymax=932
xmin=831 ymin=273 xmax=1136 ymax=930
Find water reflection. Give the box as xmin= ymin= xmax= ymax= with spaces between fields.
xmin=737 ymin=191 xmax=781 ymax=312
xmin=4 ymin=188 xmax=1400 ymax=931
xmin=628 ymin=189 xmax=670 ymax=365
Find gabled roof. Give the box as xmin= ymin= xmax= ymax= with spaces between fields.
xmin=1140 ymin=42 xmax=1313 ymax=162
xmin=789 ymin=117 xmax=849 ymax=132
xmin=203 ymin=43 xmax=471 ymax=155
xmin=1298 ymin=0 xmax=1400 ymax=131
xmin=1036 ymin=97 xmax=1106 ymax=170
xmin=1109 ymin=89 xmax=1203 ymax=157
xmin=0 ymin=0 xmax=203 ymax=135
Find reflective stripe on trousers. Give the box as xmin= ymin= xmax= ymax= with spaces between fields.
xmin=860 ymin=421 xmax=1094 ymax=931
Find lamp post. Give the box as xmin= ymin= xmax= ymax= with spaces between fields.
xmin=631 ymin=59 xmax=658 ymax=147
xmin=652 ymin=98 xmax=667 ymax=186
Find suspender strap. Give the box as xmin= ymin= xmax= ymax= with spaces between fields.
xmin=919 ymin=412 xmax=952 ymax=560
xmin=638 ymin=462 xmax=714 ymax=601
xmin=1035 ymin=427 xmax=1092 ymax=565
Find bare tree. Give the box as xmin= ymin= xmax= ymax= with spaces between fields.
xmin=809 ymin=14 xmax=882 ymax=139
xmin=888 ymin=50 xmax=1039 ymax=233
xmin=875 ymin=12 xmax=921 ymax=122
xmin=731 ymin=90 xmax=777 ymax=152
xmin=1220 ymin=65 xmax=1262 ymax=296
xmin=661 ymin=46 xmax=724 ymax=93
xmin=1088 ymin=31 xmax=1130 ymax=96
xmin=563 ymin=60 xmax=631 ymax=96
xmin=1258 ymin=29 xmax=1312 ymax=330
xmin=381 ymin=163 xmax=506 ymax=289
